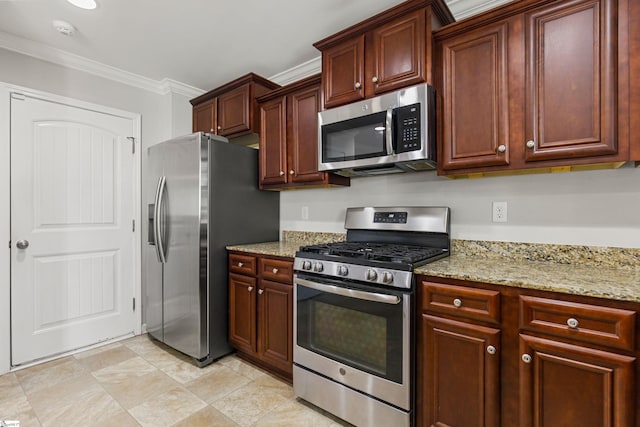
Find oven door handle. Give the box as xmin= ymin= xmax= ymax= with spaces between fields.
xmin=295 ymin=277 xmax=401 ymax=305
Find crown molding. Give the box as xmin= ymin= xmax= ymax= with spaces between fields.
xmin=268 ymin=56 xmax=321 ymax=86
xmin=446 ymin=0 xmax=512 ymax=19
xmin=0 ymin=30 xmax=205 ymax=97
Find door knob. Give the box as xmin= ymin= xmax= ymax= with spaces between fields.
xmin=16 ymin=240 xmax=29 ymax=249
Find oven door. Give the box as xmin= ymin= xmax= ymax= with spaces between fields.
xmin=293 ymin=273 xmax=412 ymax=410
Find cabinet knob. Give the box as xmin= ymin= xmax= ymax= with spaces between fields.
xmin=487 ymin=345 xmax=497 ymax=355
xmin=289 ymin=170 xmax=294 ymax=175
xmin=372 ymin=76 xmax=379 ymax=83
xmin=354 ymin=81 xmax=362 ymax=90
xmin=247 ymin=286 xmax=253 ymax=292
xmin=272 ymin=267 xmax=278 ymax=274
xmin=238 ymin=262 xmax=243 ymax=268
xmin=279 ymin=171 xmax=284 ymax=176
xmin=567 ymin=317 xmax=579 ymax=329
xmin=453 ymin=298 xmax=462 ymax=308
xmin=522 ymin=353 xmax=532 ymax=364
xmin=258 ymin=289 xmax=264 ymax=295
xmin=217 ymin=125 xmax=222 ymax=130
xmin=526 ymin=140 xmax=535 ymax=149
xmin=210 ymin=128 xmax=214 ymax=132
xmin=497 ymin=144 xmax=506 ymax=153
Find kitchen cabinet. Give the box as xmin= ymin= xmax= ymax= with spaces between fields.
xmin=417 ymin=276 xmax=639 ymax=427
xmin=434 ymin=0 xmax=633 ymax=176
xmin=419 ymin=281 xmax=501 ymax=427
xmin=257 ymin=74 xmax=349 ymax=190
xmin=228 ymin=252 xmax=293 ymax=381
xmin=313 ymin=0 xmax=454 ymax=109
xmin=190 ymin=73 xmax=279 ymax=140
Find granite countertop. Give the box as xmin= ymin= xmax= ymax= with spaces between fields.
xmin=227 ymin=231 xmax=640 ymax=303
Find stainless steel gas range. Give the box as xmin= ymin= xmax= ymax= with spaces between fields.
xmin=293 ymin=206 xmax=451 ymax=427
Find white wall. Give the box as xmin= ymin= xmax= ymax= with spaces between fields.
xmin=0 ymin=47 xmax=194 ymax=374
xmin=281 ymin=164 xmax=640 ymax=248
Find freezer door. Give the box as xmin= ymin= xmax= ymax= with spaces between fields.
xmin=159 ymin=133 xmax=208 ymax=359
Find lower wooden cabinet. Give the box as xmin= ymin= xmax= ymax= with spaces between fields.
xmin=228 ymin=252 xmax=293 ymax=381
xmin=422 ymin=314 xmax=500 ymax=427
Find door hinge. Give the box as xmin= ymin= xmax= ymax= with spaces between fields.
xmin=8 ymin=240 xmax=11 ymax=249
xmin=132 ymin=219 xmax=135 ymax=232
xmin=133 ymin=298 xmax=136 ymax=311
xmin=127 ymin=136 xmax=135 ymax=154
xmin=11 ymin=92 xmax=25 ymax=101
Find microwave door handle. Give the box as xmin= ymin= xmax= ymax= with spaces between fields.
xmin=295 ymin=277 xmax=401 ymax=305
xmin=386 ymin=109 xmax=395 ymax=155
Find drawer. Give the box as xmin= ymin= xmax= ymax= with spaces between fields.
xmin=519 ymin=295 xmax=636 ymax=351
xmin=422 ymin=281 xmax=500 ymax=324
xmin=229 ymin=253 xmax=257 ymax=275
xmin=259 ymin=258 xmax=293 ymax=284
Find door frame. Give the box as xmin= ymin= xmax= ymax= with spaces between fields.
xmin=0 ymin=83 xmax=142 ymax=374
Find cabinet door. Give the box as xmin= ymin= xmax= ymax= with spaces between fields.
xmin=439 ymin=21 xmax=511 ymax=171
xmin=229 ymin=273 xmax=257 ymax=354
xmin=519 ymin=334 xmax=634 ymax=427
xmin=258 ymin=280 xmax=293 ymax=375
xmin=322 ymin=35 xmax=365 ymax=109
xmin=192 ymin=99 xmax=216 ymax=134
xmin=259 ymin=97 xmax=288 ymax=186
xmin=288 ymin=84 xmax=325 ymax=183
xmin=422 ymin=314 xmax=500 ymax=427
xmin=524 ymin=0 xmax=617 ymax=162
xmin=370 ymin=9 xmax=425 ymax=96
xmin=218 ymin=84 xmax=251 ymax=137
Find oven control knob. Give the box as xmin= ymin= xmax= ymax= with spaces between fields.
xmin=313 ymin=262 xmax=324 ymax=273
xmin=381 ymin=271 xmax=394 ymax=284
xmin=302 ymin=260 xmax=312 ymax=271
xmin=365 ymin=269 xmax=378 ymax=281
xmin=337 ymin=265 xmax=349 ymax=276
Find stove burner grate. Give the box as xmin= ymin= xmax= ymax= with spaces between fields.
xmin=299 ymin=242 xmax=444 ymax=265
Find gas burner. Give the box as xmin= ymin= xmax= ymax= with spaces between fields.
xmin=299 ymin=242 xmax=445 ymax=265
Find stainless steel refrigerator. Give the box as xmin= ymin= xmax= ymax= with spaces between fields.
xmin=144 ymin=132 xmax=279 ymax=366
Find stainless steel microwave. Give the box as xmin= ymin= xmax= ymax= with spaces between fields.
xmin=318 ymin=83 xmax=436 ymax=177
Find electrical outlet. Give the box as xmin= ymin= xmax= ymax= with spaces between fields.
xmin=301 ymin=206 xmax=309 ymax=220
xmin=492 ymin=201 xmax=508 ymax=223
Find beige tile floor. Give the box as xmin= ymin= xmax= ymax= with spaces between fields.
xmin=0 ymin=334 xmax=350 ymax=427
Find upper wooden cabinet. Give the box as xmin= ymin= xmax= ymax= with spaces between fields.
xmin=435 ymin=0 xmax=633 ymax=176
xmin=314 ymin=0 xmax=454 ymax=110
xmin=257 ymin=74 xmax=349 ymax=190
xmin=190 ymin=73 xmax=280 ymax=139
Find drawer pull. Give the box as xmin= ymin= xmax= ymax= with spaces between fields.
xmin=272 ymin=268 xmax=279 ymax=274
xmin=453 ymin=298 xmax=462 ymax=308
xmin=487 ymin=345 xmax=497 ymax=355
xmin=247 ymin=286 xmax=253 ymax=292
xmin=567 ymin=317 xmax=579 ymax=329
xmin=522 ymin=353 xmax=532 ymax=364
xmin=238 ymin=262 xmax=244 ymax=268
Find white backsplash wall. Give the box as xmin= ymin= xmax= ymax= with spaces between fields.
xmin=281 ymin=164 xmax=640 ymax=248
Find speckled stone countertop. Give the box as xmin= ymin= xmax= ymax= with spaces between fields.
xmin=228 ymin=232 xmax=640 ymax=303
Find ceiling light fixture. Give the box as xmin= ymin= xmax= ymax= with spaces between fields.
xmin=66 ymin=0 xmax=97 ymax=10
xmin=53 ymin=20 xmax=76 ymax=36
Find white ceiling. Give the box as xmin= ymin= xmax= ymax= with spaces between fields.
xmin=0 ymin=0 xmax=511 ymax=94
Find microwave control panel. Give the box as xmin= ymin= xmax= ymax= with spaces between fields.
xmin=394 ymin=103 xmax=421 ymax=153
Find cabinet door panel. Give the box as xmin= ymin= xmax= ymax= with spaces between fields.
xmin=440 ymin=21 xmax=510 ymax=170
xmin=218 ymin=84 xmax=251 ymax=136
xmin=322 ymin=36 xmax=365 ymax=108
xmin=288 ymin=85 xmax=325 ymax=183
xmin=371 ymin=9 xmax=425 ymax=96
xmin=259 ymin=98 xmax=287 ymax=185
xmin=192 ymin=100 xmax=216 ymax=134
xmin=259 ymin=280 xmax=293 ymax=375
xmin=524 ymin=0 xmax=617 ymax=161
xmin=229 ymin=273 xmax=257 ymax=353
xmin=519 ymin=334 xmax=634 ymax=427
xmin=422 ymin=315 xmax=500 ymax=427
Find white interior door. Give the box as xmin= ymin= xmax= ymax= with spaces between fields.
xmin=11 ymin=93 xmax=137 ymax=366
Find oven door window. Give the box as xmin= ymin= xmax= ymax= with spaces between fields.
xmin=296 ymin=279 xmax=404 ymax=384
xmin=321 ymin=111 xmax=388 ymax=163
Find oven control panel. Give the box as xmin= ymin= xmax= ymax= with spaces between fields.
xmin=373 ymin=211 xmax=408 ymax=224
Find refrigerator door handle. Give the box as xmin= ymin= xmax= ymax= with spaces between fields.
xmin=154 ymin=176 xmax=167 ymax=264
